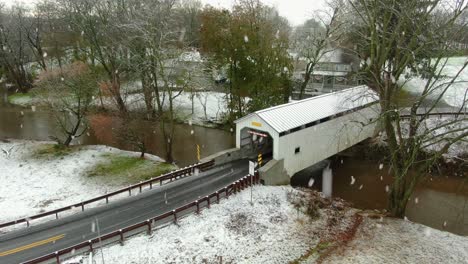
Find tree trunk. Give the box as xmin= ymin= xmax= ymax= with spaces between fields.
xmin=63 ymin=117 xmax=82 ymax=147
xmin=141 ymin=73 xmax=154 ymax=119
xmin=112 ymin=76 xmax=127 ymax=114
xmin=165 ymin=137 xmax=173 ymax=163
xmin=389 ymin=177 xmax=410 ymax=218
xmin=299 ymin=63 xmax=313 ymax=100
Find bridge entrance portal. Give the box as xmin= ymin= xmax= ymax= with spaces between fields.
xmin=239 ymin=127 xmax=273 ymax=159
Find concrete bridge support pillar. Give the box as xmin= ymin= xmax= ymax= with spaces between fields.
xmin=258 ymin=159 xmax=290 ymax=186
xmin=322 ymin=166 xmax=333 ymax=198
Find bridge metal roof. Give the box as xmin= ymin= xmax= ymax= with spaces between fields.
xmin=235 ymin=85 xmax=379 ymax=133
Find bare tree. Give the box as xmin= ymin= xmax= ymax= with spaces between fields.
xmin=22 ymin=5 xmax=48 ymax=71
xmin=59 ymin=0 xmax=128 ymax=114
xmin=292 ymin=0 xmax=344 ymax=99
xmin=349 ymin=0 xmax=468 ymax=217
xmin=0 ymin=5 xmax=34 ymax=93
xmin=115 ymin=114 xmax=148 ymax=158
xmin=122 ymin=0 xmax=193 ymax=163
xmin=36 ymin=62 xmax=97 ymax=146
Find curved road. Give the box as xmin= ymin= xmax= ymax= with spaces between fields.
xmin=0 ymin=160 xmax=249 ymax=264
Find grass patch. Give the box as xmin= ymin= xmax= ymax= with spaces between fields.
xmin=88 ymin=154 xmax=176 ymax=184
xmin=289 ymin=242 xmax=332 ymax=264
xmin=8 ymin=92 xmax=34 ymax=105
xmin=32 ymin=144 xmax=74 ymax=159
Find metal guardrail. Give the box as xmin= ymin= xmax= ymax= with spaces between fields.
xmin=0 ymin=160 xmax=215 ymax=230
xmin=22 ymin=173 xmax=260 ymax=264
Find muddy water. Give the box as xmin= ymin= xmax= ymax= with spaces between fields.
xmin=0 ymin=88 xmax=235 ymax=166
xmin=332 ymin=157 xmax=468 ymax=236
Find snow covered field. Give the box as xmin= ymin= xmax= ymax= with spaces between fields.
xmin=64 ymin=186 xmax=346 ymax=264
xmin=0 ymin=139 xmax=164 ymax=224
xmin=63 ymin=186 xmax=468 ymax=264
xmin=123 ymin=91 xmax=228 ymax=126
xmin=402 ymin=56 xmax=468 ymax=109
xmin=323 ymin=216 xmax=468 ymax=264
xmin=1 ymin=139 xmax=467 ymax=263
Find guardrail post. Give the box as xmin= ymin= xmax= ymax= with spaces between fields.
xmin=81 ymin=203 xmax=84 ymax=211
xmin=139 ymin=185 xmax=142 ymax=193
xmin=196 ymin=200 xmax=200 ymax=214
xmin=26 ymin=220 xmax=30 ymax=227
xmin=55 ymin=251 xmax=60 ymax=264
xmin=89 ymin=240 xmax=93 ymax=253
xmin=225 ymin=187 xmax=229 ymax=198
xmin=173 ymin=210 xmax=177 ymax=224
xmin=206 ymin=196 xmax=211 ymax=209
xmin=55 ymin=212 xmax=58 ymax=220
xmin=128 ymin=189 xmax=131 ymax=196
xmin=106 ymin=197 xmax=109 ymax=204
xmin=150 ymin=182 xmax=153 ymax=190
xmin=119 ymin=230 xmax=124 ymax=246
xmin=216 ymin=191 xmax=220 ymax=204
xmin=147 ymin=220 xmax=152 ymax=235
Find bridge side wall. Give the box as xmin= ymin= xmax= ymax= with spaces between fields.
xmin=278 ymin=105 xmax=380 ymax=176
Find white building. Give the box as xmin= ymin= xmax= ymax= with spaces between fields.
xmin=235 ymin=86 xmax=380 ymax=183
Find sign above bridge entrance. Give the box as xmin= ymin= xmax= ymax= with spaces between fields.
xmin=251 ymin=121 xmax=262 ymax=127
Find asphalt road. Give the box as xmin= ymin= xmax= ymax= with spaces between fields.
xmin=0 ymin=160 xmax=249 ymax=264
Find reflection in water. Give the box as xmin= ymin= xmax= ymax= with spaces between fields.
xmin=332 ymin=157 xmax=468 ymax=236
xmin=0 ymin=89 xmax=235 ymax=166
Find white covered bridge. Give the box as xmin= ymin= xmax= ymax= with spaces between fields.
xmin=234 ymin=85 xmax=380 ymax=185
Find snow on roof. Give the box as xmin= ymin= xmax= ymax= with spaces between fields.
xmin=235 ymin=86 xmax=379 ymax=133
xmin=318 ymin=48 xmax=343 ymax=63
xmin=312 ymin=70 xmax=349 ymax=76
xmin=178 ymin=51 xmax=202 ymax=62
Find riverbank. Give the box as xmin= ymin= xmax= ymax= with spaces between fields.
xmin=6 ymin=88 xmax=230 ymax=129
xmin=0 ymin=139 xmax=175 ymax=223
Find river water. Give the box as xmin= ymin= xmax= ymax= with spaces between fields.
xmin=0 ymin=88 xmax=235 ymax=167
xmin=1 ymin=88 xmax=467 ymax=236
xmin=332 ymin=158 xmax=467 ymax=235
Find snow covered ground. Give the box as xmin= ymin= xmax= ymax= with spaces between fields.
xmin=64 ymin=186 xmax=342 ymax=264
xmin=0 ymin=139 xmax=164 ymax=224
xmin=62 ymin=186 xmax=468 ymax=264
xmin=1 ymin=139 xmax=467 ymax=263
xmin=402 ymin=56 xmax=468 ymax=109
xmin=123 ymin=91 xmax=228 ymax=126
xmin=375 ymin=116 xmax=468 ymax=160
xmin=323 ymin=216 xmax=468 ymax=264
